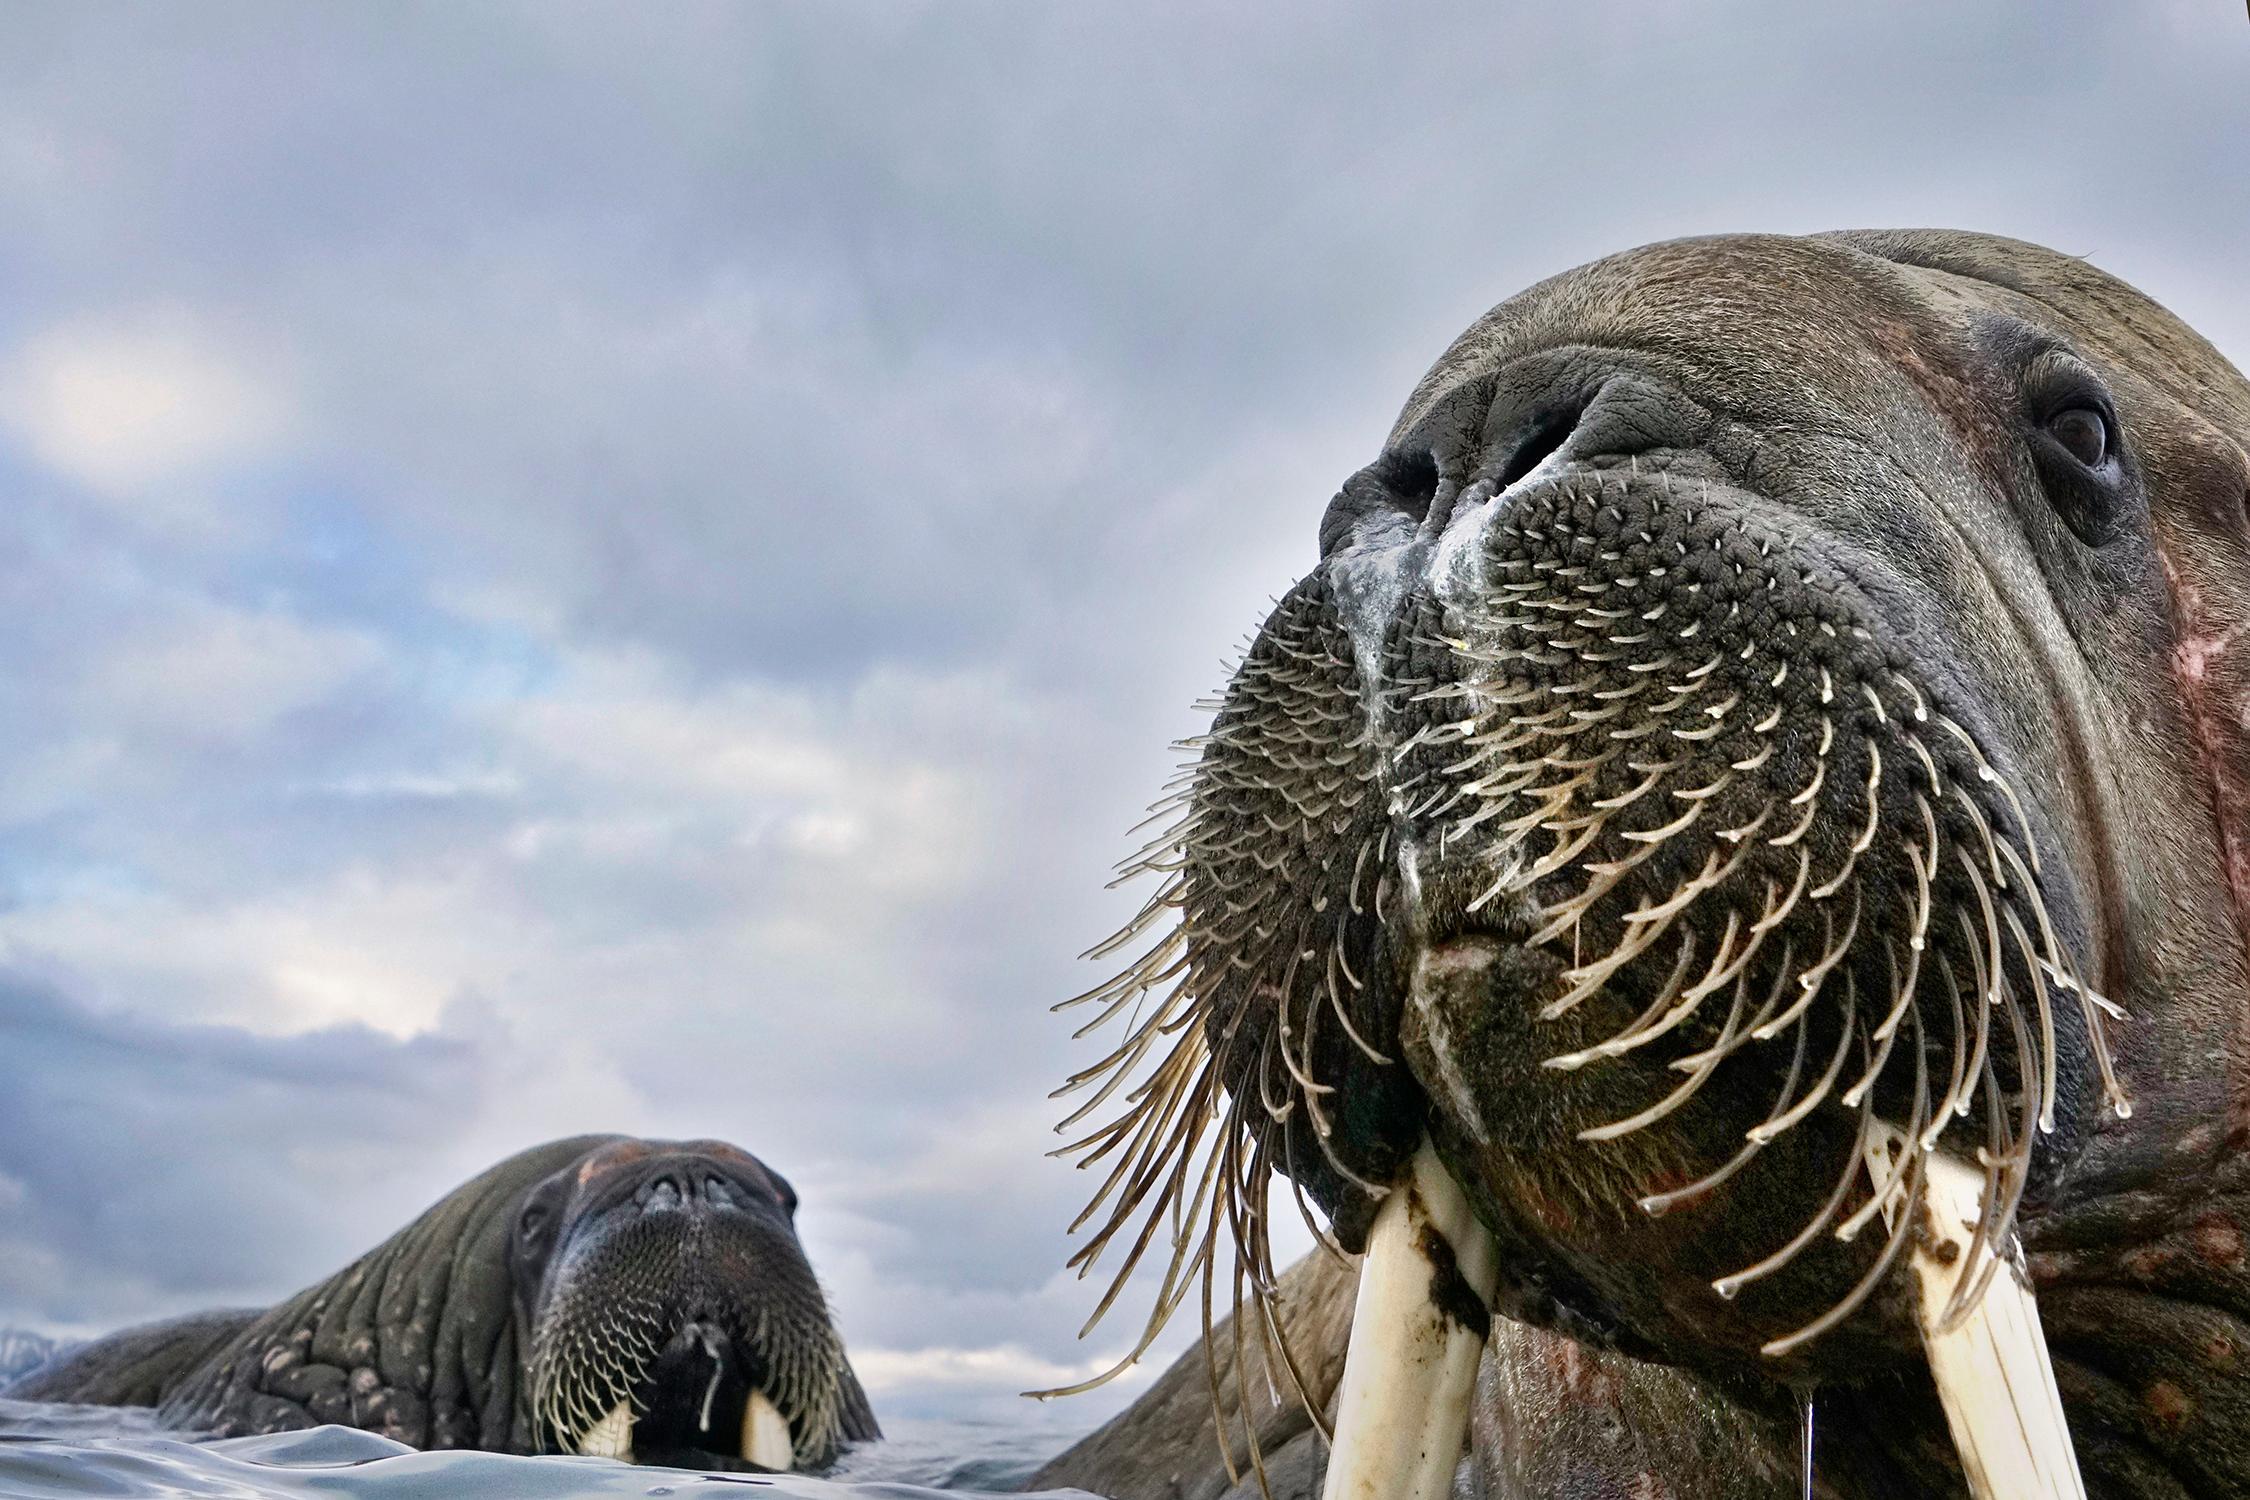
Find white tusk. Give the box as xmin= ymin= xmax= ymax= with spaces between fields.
xmin=1865 ymin=1125 xmax=2085 ymax=1500
xmin=1322 ymin=1139 xmax=1500 ymax=1500
xmin=740 ymin=1389 xmax=795 ymax=1472
xmin=575 ymin=1398 xmax=634 ymax=1460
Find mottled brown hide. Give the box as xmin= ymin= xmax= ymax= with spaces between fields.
xmin=1029 ymin=1254 xmax=1357 ymax=1500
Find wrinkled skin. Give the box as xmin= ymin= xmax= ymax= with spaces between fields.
xmin=8 ymin=1135 xmax=878 ymax=1470
xmin=1067 ymin=231 xmax=2250 ymax=1498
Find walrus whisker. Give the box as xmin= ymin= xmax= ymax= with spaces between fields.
xmin=1114 ymin=818 xmax=1200 ymax=879
xmin=1641 ymin=1140 xmax=1761 ymax=1215
xmin=1200 ymin=1241 xmax=1244 ymax=1491
xmin=1256 ymin=1258 xmax=1335 ymax=1443
xmin=1299 ymin=1083 xmax=1396 ymax=1196
xmin=1523 ymin=835 xmax=1665 ymax=944
xmin=1955 ymin=845 xmax=2056 ymax=1134
xmin=1924 ymin=945 xmax=1973 ymax=1135
xmin=1672 ymin=937 xmax=1796 ymax=1071
xmin=1542 ymin=852 xmax=1717 ymax=1014
xmin=1711 ymin=1036 xmax=1870 ymax=1300
xmin=1324 ymin=938 xmax=1391 ymax=1064
xmin=1941 ymin=1091 xmax=2015 ymax=1330
xmin=1746 ymin=971 xmax=1859 ymax=1144
xmin=1618 ymin=848 xmax=1727 ymax=928
xmin=1061 ymin=1062 xmax=1195 ymax=1225
xmin=1941 ymin=995 xmax=2041 ymax=1332
xmin=1053 ymin=1016 xmax=1173 ymax=1125
xmin=1839 ymin=937 xmax=1913 ymax=1108
xmin=1951 ymin=779 xmax=2011 ymax=890
xmin=2003 ymin=903 xmax=2063 ymax=1134
xmin=1255 ymin=1027 xmax=1296 ymax=1125
xmin=1064 ymin=1072 xmax=1210 ymax=1282
xmin=1733 ymin=1003 xmax=1928 ymax=1348
xmin=1750 ymin=845 xmax=1813 ymax=939
xmin=1870 ymin=927 xmax=1925 ymax=1045
xmin=1040 ymin=1200 xmax=1222 ymax=1399
xmin=1056 ymin=919 xmax=1182 ymax=1016
xmin=1764 ymin=1104 xmax=1928 ymax=1357
xmin=1053 ymin=997 xmax=1192 ymax=1125
xmin=1749 ymin=892 xmax=1860 ymax=1042
xmin=1064 ymin=946 xmax=1193 ymax=1041
xmin=1227 ymin=1145 xmax=1279 ymax=1498
xmin=1580 ymin=953 xmax=1758 ymax=1142
xmin=1740 ymin=977 xmax=1821 ymax=1140
xmin=1997 ymin=835 xmax=2134 ymax=1117
xmin=1545 ymin=925 xmax=1703 ymax=1071
xmin=1283 ymin=1121 xmax=1353 ymax=1268
xmin=1837 ymin=1004 xmax=1935 ymax=1246
xmin=1605 ymin=903 xmax=1761 ymax=1054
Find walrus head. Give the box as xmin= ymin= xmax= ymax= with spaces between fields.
xmin=513 ymin=1138 xmax=869 ymax=1471
xmin=1058 ymin=231 xmax=2250 ymax=1494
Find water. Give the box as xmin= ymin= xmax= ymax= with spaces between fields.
xmin=0 ymin=1402 xmax=1100 ymax=1500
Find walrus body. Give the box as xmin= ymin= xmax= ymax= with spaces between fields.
xmin=8 ymin=1135 xmax=878 ymax=1471
xmin=1058 ymin=231 xmax=2250 ymax=1497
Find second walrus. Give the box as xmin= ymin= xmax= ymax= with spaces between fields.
xmin=9 ymin=1134 xmax=879 ymax=1472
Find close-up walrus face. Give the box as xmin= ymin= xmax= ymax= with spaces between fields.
xmin=510 ymin=1137 xmax=861 ymax=1471
xmin=1060 ymin=230 xmax=2250 ymax=1495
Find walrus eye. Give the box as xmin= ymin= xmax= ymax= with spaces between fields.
xmin=2045 ymin=406 xmax=2110 ymax=469
xmin=2024 ymin=355 xmax=2127 ymax=545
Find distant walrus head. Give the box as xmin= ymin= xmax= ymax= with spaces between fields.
xmin=1055 ymin=230 xmax=2250 ymax=1496
xmin=513 ymin=1137 xmax=872 ymax=1470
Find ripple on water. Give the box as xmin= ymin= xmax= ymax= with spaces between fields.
xmin=0 ymin=1403 xmax=1100 ymax=1500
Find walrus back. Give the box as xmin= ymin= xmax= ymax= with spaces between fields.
xmin=5 ymin=1310 xmax=260 ymax=1409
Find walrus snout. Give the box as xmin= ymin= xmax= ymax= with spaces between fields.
xmin=631 ymin=1158 xmax=791 ymax=1217
xmin=1072 ymin=424 xmax=2124 ymax=1383
xmin=515 ymin=1140 xmax=854 ymax=1470
xmin=1365 ymin=461 xmax=2117 ymax=1368
xmin=1328 ymin=349 xmax=1739 ymax=560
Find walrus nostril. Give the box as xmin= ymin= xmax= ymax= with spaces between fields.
xmin=1320 ymin=449 xmax=1441 ymax=556
xmin=1493 ymin=402 xmax=1584 ymax=491
xmin=1377 ymin=449 xmax=1440 ymax=519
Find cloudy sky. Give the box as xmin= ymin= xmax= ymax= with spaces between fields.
xmin=1 ymin=0 xmax=2245 ymax=1437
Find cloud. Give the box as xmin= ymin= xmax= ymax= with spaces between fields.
xmin=0 ymin=971 xmax=493 ymax=1331
xmin=83 ymin=603 xmax=386 ymax=746
xmin=0 ymin=309 xmax=290 ymax=525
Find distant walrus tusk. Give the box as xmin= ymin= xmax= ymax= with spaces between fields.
xmin=576 ymin=1399 xmax=634 ymax=1459
xmin=741 ymin=1389 xmax=795 ymax=1471
xmin=1321 ymin=1140 xmax=1500 ymax=1500
xmin=1865 ymin=1125 xmax=2086 ymax=1500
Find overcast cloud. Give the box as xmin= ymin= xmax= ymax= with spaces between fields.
xmin=0 ymin=0 xmax=2245 ymax=1432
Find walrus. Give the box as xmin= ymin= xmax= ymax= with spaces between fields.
xmin=1050 ymin=230 xmax=2250 ymax=1498
xmin=6 ymin=1135 xmax=879 ymax=1471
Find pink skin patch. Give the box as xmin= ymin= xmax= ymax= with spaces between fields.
xmin=2155 ymin=538 xmax=2250 ymax=970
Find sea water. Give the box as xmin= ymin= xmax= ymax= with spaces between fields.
xmin=0 ymin=1401 xmax=1101 ymax=1500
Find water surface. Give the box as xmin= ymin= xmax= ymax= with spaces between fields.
xmin=0 ymin=1401 xmax=1098 ymax=1500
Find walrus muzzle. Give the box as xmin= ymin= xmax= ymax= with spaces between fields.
xmin=1230 ymin=458 xmax=2111 ymax=1496
xmin=518 ymin=1143 xmax=849 ymax=1471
